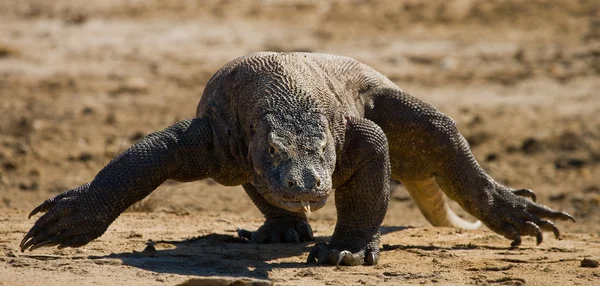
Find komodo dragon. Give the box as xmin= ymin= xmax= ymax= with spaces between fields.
xmin=20 ymin=52 xmax=574 ymax=266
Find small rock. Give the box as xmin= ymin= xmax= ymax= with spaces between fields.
xmin=514 ymin=48 xmax=526 ymax=62
xmin=69 ymin=152 xmax=94 ymax=162
xmin=48 ymin=184 xmax=69 ymax=193
xmin=3 ymin=160 xmax=18 ymax=171
xmin=295 ymin=269 xmax=316 ymax=277
xmin=467 ymin=114 xmax=484 ymax=127
xmin=19 ymin=181 xmax=39 ymax=191
xmin=126 ymin=232 xmax=143 ymax=239
xmin=558 ymin=131 xmax=582 ymax=151
xmin=31 ymin=119 xmax=44 ymax=130
xmin=521 ymin=138 xmax=544 ymax=154
xmin=583 ymin=185 xmax=600 ymax=194
xmin=581 ymin=258 xmax=599 ymax=268
xmin=465 ymin=131 xmax=490 ymax=148
xmin=81 ymin=106 xmax=96 ymax=116
xmin=105 ymin=112 xmax=118 ymax=124
xmin=549 ymin=193 xmax=566 ymax=201
xmin=129 ymin=131 xmax=146 ymax=142
xmin=506 ymin=145 xmax=520 ymax=153
xmin=77 ymin=152 xmax=94 ymax=162
xmin=555 ymin=157 xmax=587 ymax=170
xmin=485 ymin=153 xmax=498 ymax=162
xmin=64 ymin=13 xmax=88 ymax=25
xmin=2 ymin=197 xmax=10 ymax=207
xmin=0 ymin=42 xmax=18 ymax=58
xmin=29 ymin=168 xmax=41 ymax=177
xmin=14 ymin=142 xmax=30 ymax=155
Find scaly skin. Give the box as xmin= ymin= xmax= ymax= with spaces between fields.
xmin=21 ymin=52 xmax=574 ymax=265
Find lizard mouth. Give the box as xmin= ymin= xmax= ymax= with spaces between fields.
xmin=261 ymin=192 xmax=328 ymax=213
xmin=278 ymin=199 xmax=327 ymax=214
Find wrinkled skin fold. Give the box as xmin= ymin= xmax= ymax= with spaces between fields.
xmin=22 ymin=52 xmax=574 ymax=266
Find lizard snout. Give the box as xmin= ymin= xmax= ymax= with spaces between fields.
xmin=282 ymin=167 xmax=328 ymax=194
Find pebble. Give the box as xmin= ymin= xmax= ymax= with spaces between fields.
xmin=581 ymin=258 xmax=599 ymax=268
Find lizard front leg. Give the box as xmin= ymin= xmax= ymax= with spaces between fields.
xmin=21 ymin=117 xmax=221 ymax=251
xmin=237 ymin=183 xmax=313 ymax=243
xmin=308 ymin=117 xmax=390 ymax=266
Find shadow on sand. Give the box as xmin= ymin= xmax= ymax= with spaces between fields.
xmin=89 ymin=226 xmax=411 ymax=279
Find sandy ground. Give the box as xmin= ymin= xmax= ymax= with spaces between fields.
xmin=1 ymin=0 xmax=599 ymax=285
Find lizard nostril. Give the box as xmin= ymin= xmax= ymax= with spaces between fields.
xmin=316 ymin=177 xmax=321 ymax=188
xmin=287 ymin=180 xmax=296 ymax=187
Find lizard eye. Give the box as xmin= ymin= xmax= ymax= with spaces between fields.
xmin=268 ymin=143 xmax=278 ymax=156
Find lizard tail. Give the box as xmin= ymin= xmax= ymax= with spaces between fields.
xmin=402 ymin=178 xmax=482 ymax=230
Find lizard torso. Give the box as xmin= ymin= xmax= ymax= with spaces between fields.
xmin=196 ymin=52 xmax=396 ymax=186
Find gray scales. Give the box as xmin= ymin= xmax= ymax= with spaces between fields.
xmin=20 ymin=52 xmax=574 ymax=266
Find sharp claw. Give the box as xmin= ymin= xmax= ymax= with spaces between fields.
xmin=317 ymin=253 xmax=329 ymax=265
xmin=527 ymin=205 xmax=577 ymax=223
xmin=28 ymin=200 xmax=51 ymax=219
xmin=237 ymin=228 xmax=252 ymax=240
xmin=29 ymin=240 xmax=59 ymax=251
xmin=21 ymin=238 xmax=36 ymax=252
xmin=19 ymin=241 xmax=28 ymax=252
xmin=20 ymin=227 xmax=37 ymax=250
xmin=307 ymin=249 xmax=317 ymax=264
xmin=336 ymin=251 xmax=345 ymax=266
xmin=20 ymin=235 xmax=30 ymax=249
xmin=538 ymin=220 xmax=560 ymax=239
xmin=523 ymin=221 xmax=543 ymax=245
xmin=307 ymin=242 xmax=327 ymax=264
xmin=510 ymin=237 xmax=522 ymax=248
xmin=365 ymin=251 xmax=378 ymax=265
xmin=513 ymin=189 xmax=537 ymax=202
xmin=28 ymin=207 xmax=41 ymax=219
xmin=28 ymin=197 xmax=60 ymax=219
xmin=560 ymin=212 xmax=576 ymax=222
xmin=307 ymin=243 xmax=374 ymax=266
xmin=549 ymin=211 xmax=576 ymax=222
xmin=28 ymin=187 xmax=82 ymax=219
xmin=337 ymin=250 xmax=353 ymax=266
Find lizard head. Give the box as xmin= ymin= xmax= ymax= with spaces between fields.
xmin=250 ymin=112 xmax=335 ymax=214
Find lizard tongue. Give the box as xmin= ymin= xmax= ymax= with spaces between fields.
xmin=301 ymin=201 xmax=311 ymax=214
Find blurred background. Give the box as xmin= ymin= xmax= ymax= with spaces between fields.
xmin=0 ymin=0 xmax=598 ymax=233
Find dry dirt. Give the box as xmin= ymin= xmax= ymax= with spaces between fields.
xmin=1 ymin=1 xmax=599 ymax=285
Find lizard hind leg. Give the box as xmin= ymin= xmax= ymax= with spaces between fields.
xmin=402 ymin=178 xmax=481 ymax=229
xmin=364 ymin=87 xmax=574 ymax=246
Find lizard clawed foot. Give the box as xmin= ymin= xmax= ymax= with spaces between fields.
xmin=307 ymin=242 xmax=378 ymax=266
xmin=484 ymin=188 xmax=575 ymax=248
xmin=20 ymin=183 xmax=114 ymax=252
xmin=237 ymin=216 xmax=314 ymax=243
